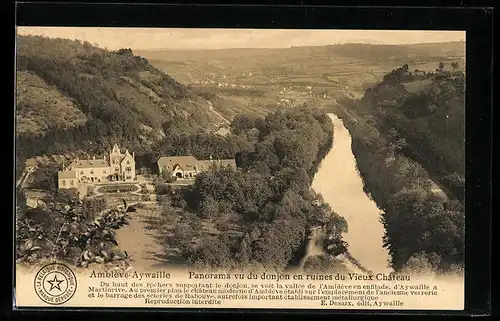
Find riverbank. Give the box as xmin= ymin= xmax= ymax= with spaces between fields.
xmin=335 ymin=106 xmax=464 ymax=272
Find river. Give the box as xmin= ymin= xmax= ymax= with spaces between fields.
xmin=309 ymin=113 xmax=392 ymax=273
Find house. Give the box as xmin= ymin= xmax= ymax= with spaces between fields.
xmin=157 ymin=155 xmax=237 ymax=179
xmin=58 ymin=170 xmax=78 ymax=189
xmin=24 ymin=190 xmax=47 ymax=209
xmin=58 ymin=144 xmax=136 ymax=189
xmin=108 ymin=143 xmax=136 ymax=182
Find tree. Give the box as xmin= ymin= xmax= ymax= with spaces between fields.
xmin=116 ymin=48 xmax=133 ymax=56
xmin=170 ymin=223 xmax=196 ymax=254
xmin=54 ymin=188 xmax=79 ymax=204
xmin=402 ymin=251 xmax=439 ymax=275
xmin=160 ymin=169 xmax=176 ymax=183
xmin=448 ymin=263 xmax=464 ymax=276
xmin=236 ymin=237 xmax=250 ymax=264
xmin=303 ymin=255 xmax=347 ymax=273
xmin=30 ymin=165 xmax=58 ymax=191
xmin=155 ymin=183 xmax=172 ymax=195
xmin=231 ymin=115 xmax=258 ymax=135
xmin=387 ymin=128 xmax=408 ymax=152
xmin=438 ymin=62 xmax=445 ymax=71
xmin=188 ymin=237 xmax=234 ymax=269
xmin=82 ymin=198 xmax=107 ymax=219
xmin=199 ymin=195 xmax=220 ymax=218
xmin=451 ymin=61 xmax=459 ymax=69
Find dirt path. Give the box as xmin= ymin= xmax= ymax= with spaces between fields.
xmin=114 ymin=203 xmax=171 ymax=270
xmin=17 ymin=167 xmax=35 ymax=189
xmin=207 ymin=100 xmax=230 ymax=124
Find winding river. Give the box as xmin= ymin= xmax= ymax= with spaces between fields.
xmin=309 ymin=113 xmax=392 ymax=273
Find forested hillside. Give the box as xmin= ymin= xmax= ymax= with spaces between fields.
xmin=16 ymin=35 xmax=223 ymax=174
xmin=357 ymin=63 xmax=465 ymax=202
xmin=336 ymin=63 xmax=465 ymax=273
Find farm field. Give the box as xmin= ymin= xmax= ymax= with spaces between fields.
xmin=139 ymin=42 xmax=465 ymax=118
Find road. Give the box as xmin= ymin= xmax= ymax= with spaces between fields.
xmin=113 ymin=201 xmax=171 ymax=271
xmin=206 ymin=100 xmax=230 ymax=125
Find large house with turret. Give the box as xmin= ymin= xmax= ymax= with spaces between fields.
xmin=57 ymin=144 xmax=136 ymax=189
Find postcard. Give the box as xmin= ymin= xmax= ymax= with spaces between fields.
xmin=14 ymin=27 xmax=465 ymax=310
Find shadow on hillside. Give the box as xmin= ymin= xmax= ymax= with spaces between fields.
xmin=145 ymin=251 xmax=187 ymax=268
xmin=136 ymin=211 xmax=188 ymax=268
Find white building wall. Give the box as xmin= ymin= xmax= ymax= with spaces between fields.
xmin=76 ymin=167 xmax=111 ymax=183
xmin=58 ymin=177 xmax=77 ymax=189
xmin=121 ymin=155 xmax=136 ymax=181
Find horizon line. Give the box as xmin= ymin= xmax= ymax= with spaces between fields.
xmin=133 ymin=40 xmax=466 ymax=52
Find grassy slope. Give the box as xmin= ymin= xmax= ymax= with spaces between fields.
xmin=16 ymin=71 xmax=88 ymax=136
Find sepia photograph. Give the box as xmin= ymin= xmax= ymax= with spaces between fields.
xmin=14 ymin=26 xmax=466 ymax=309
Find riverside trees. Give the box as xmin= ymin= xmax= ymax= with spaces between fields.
xmin=339 ymin=65 xmax=465 ymax=273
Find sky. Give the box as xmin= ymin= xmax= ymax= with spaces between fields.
xmin=17 ymin=27 xmax=466 ymax=50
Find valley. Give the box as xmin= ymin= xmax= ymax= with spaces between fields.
xmin=15 ymin=34 xmax=465 ymax=276
xmin=138 ymin=41 xmax=465 ymax=120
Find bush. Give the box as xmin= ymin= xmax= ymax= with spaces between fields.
xmin=155 ymin=183 xmax=172 ymax=195
xmin=401 ymin=251 xmax=440 ymax=275
xmin=30 ymin=165 xmax=58 ymax=191
xmin=188 ymin=236 xmax=235 ymax=269
xmin=82 ymin=198 xmax=107 ymax=219
xmin=16 ymin=194 xmax=128 ymax=267
xmin=303 ymin=255 xmax=348 ymax=273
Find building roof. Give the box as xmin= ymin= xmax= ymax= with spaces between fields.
xmin=70 ymin=158 xmax=110 ymax=168
xmin=111 ymin=143 xmax=122 ymax=154
xmin=58 ymin=171 xmax=77 ymax=179
xmin=158 ymin=155 xmax=236 ymax=171
xmin=158 ymin=156 xmax=199 ymax=171
xmin=121 ymin=150 xmax=134 ymax=164
xmin=197 ymin=159 xmax=237 ymax=170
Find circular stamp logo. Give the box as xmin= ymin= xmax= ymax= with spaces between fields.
xmin=34 ymin=262 xmax=77 ymax=305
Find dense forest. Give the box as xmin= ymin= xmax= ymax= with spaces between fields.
xmin=337 ymin=63 xmax=465 ymax=273
xmin=359 ymin=63 xmax=465 ymax=202
xmin=154 ymin=107 xmax=348 ymax=271
xmin=15 ymin=35 xmax=223 ymax=178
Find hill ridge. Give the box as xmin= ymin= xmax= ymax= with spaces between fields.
xmin=15 ymin=35 xmax=223 ymax=161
